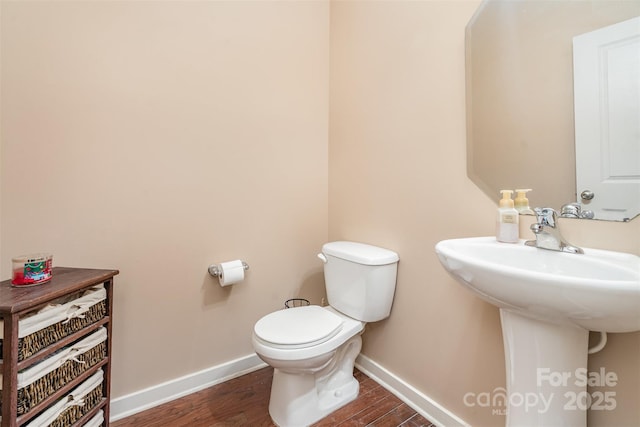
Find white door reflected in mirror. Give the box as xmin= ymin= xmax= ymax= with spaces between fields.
xmin=573 ymin=16 xmax=640 ymax=221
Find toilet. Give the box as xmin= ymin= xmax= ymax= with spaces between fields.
xmin=252 ymin=241 xmax=399 ymax=427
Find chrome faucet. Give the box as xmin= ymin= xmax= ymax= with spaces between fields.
xmin=525 ymin=207 xmax=584 ymax=254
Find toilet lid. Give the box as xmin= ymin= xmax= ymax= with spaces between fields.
xmin=254 ymin=306 xmax=343 ymax=347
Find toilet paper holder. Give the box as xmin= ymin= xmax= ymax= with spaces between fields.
xmin=208 ymin=261 xmax=250 ymax=278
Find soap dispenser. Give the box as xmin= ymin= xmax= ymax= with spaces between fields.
xmin=514 ymin=189 xmax=534 ymax=215
xmin=497 ymin=190 xmax=519 ymax=243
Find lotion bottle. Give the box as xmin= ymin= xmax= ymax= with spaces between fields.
xmin=496 ymin=190 xmax=519 ymax=243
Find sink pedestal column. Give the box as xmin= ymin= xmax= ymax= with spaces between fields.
xmin=500 ymin=309 xmax=589 ymax=427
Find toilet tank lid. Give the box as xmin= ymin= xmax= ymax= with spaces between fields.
xmin=322 ymin=241 xmax=399 ymax=265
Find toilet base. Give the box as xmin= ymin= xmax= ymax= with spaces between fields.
xmin=268 ymin=335 xmax=362 ymax=427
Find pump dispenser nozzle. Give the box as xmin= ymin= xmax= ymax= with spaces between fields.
xmin=514 ymin=189 xmax=534 ymax=214
xmin=499 ymin=189 xmax=514 ymax=208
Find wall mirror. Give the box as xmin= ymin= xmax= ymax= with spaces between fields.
xmin=466 ymin=0 xmax=640 ymax=221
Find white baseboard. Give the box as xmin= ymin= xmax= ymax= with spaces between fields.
xmin=109 ymin=353 xmax=267 ymax=422
xmin=355 ymin=354 xmax=470 ymax=427
xmin=110 ymin=352 xmax=468 ymax=426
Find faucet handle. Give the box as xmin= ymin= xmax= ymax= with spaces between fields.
xmin=533 ymin=207 xmax=557 ymax=227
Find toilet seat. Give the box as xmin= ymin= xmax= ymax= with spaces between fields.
xmin=253 ymin=306 xmax=365 ymax=362
xmin=254 ymin=306 xmax=343 ymax=349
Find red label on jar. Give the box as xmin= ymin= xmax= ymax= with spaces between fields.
xmin=12 ymin=258 xmax=52 ymax=286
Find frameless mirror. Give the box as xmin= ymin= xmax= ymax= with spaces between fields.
xmin=466 ymin=0 xmax=640 ymax=221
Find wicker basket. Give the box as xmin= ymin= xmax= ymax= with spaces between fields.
xmin=25 ymin=369 xmax=103 ymax=427
xmin=19 ymin=340 xmax=105 ymax=415
xmin=47 ymin=384 xmax=102 ymax=427
xmin=17 ymin=301 xmax=105 ymax=362
xmin=0 ymin=285 xmax=107 ymax=362
xmin=0 ymin=327 xmax=108 ymax=416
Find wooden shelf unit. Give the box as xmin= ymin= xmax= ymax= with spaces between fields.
xmin=1 ymin=267 xmax=119 ymax=427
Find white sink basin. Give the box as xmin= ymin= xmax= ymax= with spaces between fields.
xmin=435 ymin=236 xmax=640 ymax=332
xmin=435 ymin=237 xmax=640 ymax=427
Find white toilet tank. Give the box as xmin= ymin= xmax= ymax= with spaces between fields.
xmin=320 ymin=241 xmax=399 ymax=322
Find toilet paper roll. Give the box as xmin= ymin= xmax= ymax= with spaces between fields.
xmin=218 ymin=260 xmax=245 ymax=287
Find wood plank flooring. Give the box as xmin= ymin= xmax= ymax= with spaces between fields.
xmin=111 ymin=367 xmax=434 ymax=427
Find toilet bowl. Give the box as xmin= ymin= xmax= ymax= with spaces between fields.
xmin=252 ymin=241 xmax=399 ymax=427
xmin=252 ymin=306 xmax=365 ymax=426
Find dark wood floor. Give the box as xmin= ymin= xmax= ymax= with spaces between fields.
xmin=111 ymin=367 xmax=434 ymax=426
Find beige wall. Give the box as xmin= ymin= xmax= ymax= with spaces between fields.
xmin=1 ymin=1 xmax=638 ymax=426
xmin=1 ymin=0 xmax=329 ymax=396
xmin=329 ymin=1 xmax=639 ymax=426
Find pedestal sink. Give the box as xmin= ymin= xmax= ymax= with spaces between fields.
xmin=435 ymin=237 xmax=640 ymax=427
